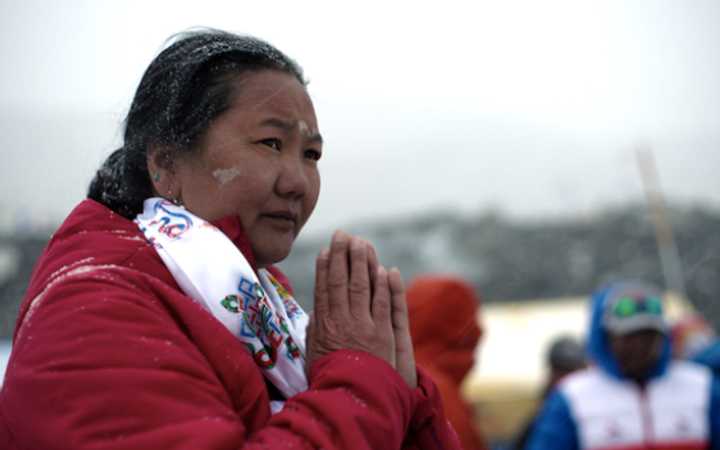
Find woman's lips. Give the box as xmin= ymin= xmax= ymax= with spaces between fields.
xmin=262 ymin=211 xmax=298 ymax=229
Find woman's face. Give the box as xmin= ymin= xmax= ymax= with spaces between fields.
xmin=163 ymin=70 xmax=322 ymax=267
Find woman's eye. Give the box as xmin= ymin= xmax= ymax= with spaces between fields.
xmin=260 ymin=138 xmax=282 ymax=150
xmin=304 ymin=149 xmax=322 ymax=161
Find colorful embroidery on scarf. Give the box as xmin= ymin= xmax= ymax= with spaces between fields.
xmin=136 ymin=197 xmax=309 ymax=406
xmin=149 ymin=200 xmax=193 ymax=239
xmin=268 ymin=275 xmax=303 ymax=321
xmin=221 ymin=295 xmax=241 ymax=313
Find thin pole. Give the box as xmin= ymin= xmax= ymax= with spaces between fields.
xmin=635 ymin=147 xmax=686 ymax=297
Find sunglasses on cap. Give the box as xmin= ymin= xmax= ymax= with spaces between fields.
xmin=610 ymin=296 xmax=663 ymax=318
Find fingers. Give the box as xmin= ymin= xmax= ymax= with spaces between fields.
xmin=348 ymin=237 xmax=372 ymax=320
xmin=372 ymin=265 xmax=395 ymax=366
xmin=326 ymin=231 xmax=351 ymax=315
xmin=366 ymin=241 xmax=379 ymax=298
xmin=389 ymin=267 xmax=417 ymax=388
xmin=371 ymin=266 xmax=392 ymax=327
xmin=307 ymin=230 xmax=402 ymax=375
xmin=389 ymin=268 xmax=409 ymax=335
xmin=313 ymin=248 xmax=330 ymax=317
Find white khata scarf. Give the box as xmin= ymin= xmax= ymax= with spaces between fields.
xmin=135 ymin=198 xmax=309 ymax=411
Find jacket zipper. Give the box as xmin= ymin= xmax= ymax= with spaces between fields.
xmin=638 ymin=385 xmax=654 ymax=449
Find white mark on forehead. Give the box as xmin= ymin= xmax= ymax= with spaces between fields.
xmin=212 ymin=167 xmax=242 ymax=185
xmin=298 ymin=120 xmax=310 ymax=136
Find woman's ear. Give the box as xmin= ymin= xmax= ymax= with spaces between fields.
xmin=147 ymin=147 xmax=180 ymax=201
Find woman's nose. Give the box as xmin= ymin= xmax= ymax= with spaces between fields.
xmin=275 ymin=154 xmax=308 ymax=198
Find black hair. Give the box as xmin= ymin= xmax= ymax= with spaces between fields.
xmin=547 ymin=335 xmax=586 ymax=372
xmin=87 ymin=28 xmax=305 ymax=218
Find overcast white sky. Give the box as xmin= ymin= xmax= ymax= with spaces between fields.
xmin=1 ymin=0 xmax=718 ymax=236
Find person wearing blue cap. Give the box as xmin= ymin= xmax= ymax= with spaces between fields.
xmin=525 ymin=280 xmax=720 ymax=450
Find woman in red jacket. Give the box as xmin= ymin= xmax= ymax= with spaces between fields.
xmin=0 ymin=29 xmax=460 ymax=450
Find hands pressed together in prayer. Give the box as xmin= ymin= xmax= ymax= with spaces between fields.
xmin=306 ymin=230 xmax=417 ymax=388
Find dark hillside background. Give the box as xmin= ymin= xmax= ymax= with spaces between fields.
xmin=1 ymin=203 xmax=718 ymax=339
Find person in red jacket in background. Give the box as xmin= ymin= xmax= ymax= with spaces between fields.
xmin=0 ymin=29 xmax=460 ymax=450
xmin=407 ymin=275 xmax=489 ymax=450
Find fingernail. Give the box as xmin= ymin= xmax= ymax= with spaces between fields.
xmin=332 ymin=229 xmax=348 ymax=244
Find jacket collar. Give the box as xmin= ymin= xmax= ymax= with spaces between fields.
xmin=210 ymin=215 xmax=258 ymax=271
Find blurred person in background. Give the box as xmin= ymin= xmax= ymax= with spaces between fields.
xmin=542 ymin=336 xmax=587 ymax=398
xmin=0 ymin=29 xmax=461 ymax=450
xmin=673 ymin=314 xmax=720 ymax=375
xmin=511 ymin=335 xmax=586 ymax=450
xmin=525 ymin=280 xmax=720 ymax=450
xmin=407 ymin=275 xmax=489 ymax=450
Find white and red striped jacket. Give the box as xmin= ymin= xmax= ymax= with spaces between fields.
xmin=561 ymin=361 xmax=711 ymax=450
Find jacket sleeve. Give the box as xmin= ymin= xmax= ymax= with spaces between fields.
xmin=0 ymin=267 xmax=418 ymax=450
xmin=710 ymin=374 xmax=720 ymax=450
xmin=401 ymin=367 xmax=463 ymax=450
xmin=524 ymin=389 xmax=579 ymax=450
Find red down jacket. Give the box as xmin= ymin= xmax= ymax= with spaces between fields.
xmin=0 ymin=200 xmax=460 ymax=450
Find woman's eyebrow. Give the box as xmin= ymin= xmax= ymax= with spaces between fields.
xmin=307 ymin=132 xmax=323 ymax=145
xmin=259 ymin=117 xmax=294 ymax=132
xmin=259 ymin=117 xmax=323 ymax=144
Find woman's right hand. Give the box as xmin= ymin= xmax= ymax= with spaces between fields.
xmin=306 ymin=230 xmax=397 ymax=372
